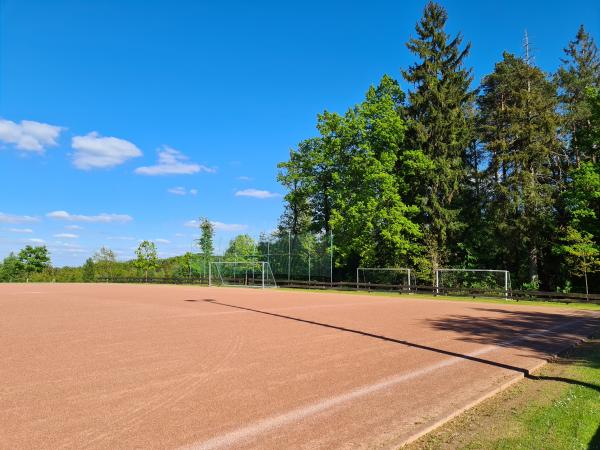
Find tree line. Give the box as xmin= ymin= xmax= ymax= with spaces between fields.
xmin=276 ymin=2 xmax=600 ymax=293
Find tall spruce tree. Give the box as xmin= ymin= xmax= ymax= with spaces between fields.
xmin=556 ymin=25 xmax=600 ymax=166
xmin=478 ymin=53 xmax=560 ymax=287
xmin=402 ymin=1 xmax=475 ymax=274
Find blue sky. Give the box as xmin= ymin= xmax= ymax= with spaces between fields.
xmin=1 ymin=0 xmax=598 ymax=266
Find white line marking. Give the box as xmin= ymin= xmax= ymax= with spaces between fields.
xmin=182 ymin=316 xmax=596 ymax=450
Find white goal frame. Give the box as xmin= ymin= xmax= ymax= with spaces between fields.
xmin=356 ymin=267 xmax=413 ymax=291
xmin=209 ymin=261 xmax=277 ymax=289
xmin=434 ymin=268 xmax=511 ymax=299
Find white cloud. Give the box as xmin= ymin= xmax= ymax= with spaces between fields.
xmin=155 ymin=238 xmax=171 ymax=244
xmin=0 ymin=212 xmax=39 ymax=224
xmin=65 ymin=225 xmax=83 ymax=230
xmin=107 ymin=236 xmax=135 ymax=241
xmin=135 ymin=146 xmax=214 ymax=176
xmin=0 ymin=119 xmax=63 ymax=152
xmin=54 ymin=233 xmax=78 ymax=239
xmin=47 ymin=210 xmax=133 ymax=223
xmin=174 ymin=233 xmax=185 ymax=237
xmin=237 ymin=176 xmax=253 ymax=181
xmin=235 ymin=188 xmax=281 ymax=199
xmin=185 ymin=219 xmax=247 ymax=232
xmin=71 ymin=132 xmax=142 ymax=169
xmin=212 ymin=221 xmax=247 ymax=232
xmin=167 ymin=186 xmax=198 ymax=196
xmin=8 ymin=228 xmax=33 ymax=233
xmin=27 ymin=238 xmax=45 ymax=244
xmin=167 ymin=186 xmax=186 ymax=196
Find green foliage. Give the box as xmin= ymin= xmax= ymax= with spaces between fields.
xmin=327 ymin=76 xmax=424 ymax=271
xmin=93 ymin=246 xmax=116 ymax=279
xmin=134 ymin=240 xmax=159 ymax=281
xmin=196 ymin=217 xmax=214 ymax=275
xmin=82 ymin=258 xmax=95 ymax=282
xmin=477 ymin=52 xmax=560 ymax=285
xmin=556 ymin=227 xmax=600 ymax=298
xmin=402 ymin=1 xmax=476 ymax=271
xmin=0 ymin=253 xmax=22 ymax=281
xmin=556 ymin=26 xmax=600 ymax=164
xmin=17 ymin=245 xmax=51 ymax=280
xmin=224 ymin=235 xmax=256 ymax=261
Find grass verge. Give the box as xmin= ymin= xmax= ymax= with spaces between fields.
xmin=403 ymin=334 xmax=600 ymax=450
xmin=278 ymin=287 xmax=600 ymax=311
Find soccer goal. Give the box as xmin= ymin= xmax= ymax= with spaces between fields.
xmin=434 ymin=269 xmax=512 ymax=298
xmin=209 ymin=261 xmax=277 ymax=289
xmin=356 ymin=267 xmax=413 ymax=291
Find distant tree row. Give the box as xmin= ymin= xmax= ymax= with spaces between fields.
xmin=277 ymin=1 xmax=600 ymax=293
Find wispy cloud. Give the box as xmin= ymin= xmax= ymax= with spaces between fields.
xmin=237 ymin=176 xmax=253 ymax=181
xmin=167 ymin=186 xmax=198 ymax=196
xmin=47 ymin=210 xmax=133 ymax=223
xmin=212 ymin=221 xmax=248 ymax=232
xmin=8 ymin=228 xmax=33 ymax=233
xmin=65 ymin=225 xmax=83 ymax=230
xmin=235 ymin=188 xmax=281 ymax=199
xmin=107 ymin=236 xmax=135 ymax=241
xmin=53 ymin=233 xmax=78 ymax=239
xmin=0 ymin=212 xmax=39 ymax=224
xmin=155 ymin=238 xmax=171 ymax=244
xmin=185 ymin=219 xmax=247 ymax=232
xmin=27 ymin=238 xmax=45 ymax=244
xmin=135 ymin=146 xmax=214 ymax=176
xmin=71 ymin=132 xmax=142 ymax=169
xmin=0 ymin=119 xmax=63 ymax=152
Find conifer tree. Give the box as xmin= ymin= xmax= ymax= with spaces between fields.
xmin=556 ymin=25 xmax=600 ymax=166
xmin=402 ymin=1 xmax=475 ymax=273
xmin=478 ymin=53 xmax=560 ymax=286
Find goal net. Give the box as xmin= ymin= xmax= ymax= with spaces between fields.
xmin=434 ymin=269 xmax=511 ymax=298
xmin=356 ymin=267 xmax=412 ymax=291
xmin=209 ymin=261 xmax=277 ymax=289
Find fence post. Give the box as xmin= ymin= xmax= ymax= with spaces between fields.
xmin=288 ymin=230 xmax=291 ymax=281
xmin=330 ymin=230 xmax=333 ymax=286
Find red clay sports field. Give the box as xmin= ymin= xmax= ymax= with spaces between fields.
xmin=1 ymin=283 xmax=598 ymax=449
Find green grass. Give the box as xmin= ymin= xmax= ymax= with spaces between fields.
xmin=405 ymin=336 xmax=600 ymax=450
xmin=279 ymin=287 xmax=600 ymax=311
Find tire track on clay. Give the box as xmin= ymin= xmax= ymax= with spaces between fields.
xmin=60 ymin=331 xmax=245 ymax=449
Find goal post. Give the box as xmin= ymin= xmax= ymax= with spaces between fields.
xmin=356 ymin=267 xmax=413 ymax=291
xmin=434 ymin=269 xmax=511 ymax=299
xmin=209 ymin=261 xmax=277 ymax=289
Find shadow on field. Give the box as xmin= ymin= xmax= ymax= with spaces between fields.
xmin=188 ymin=299 xmax=600 ymax=382
xmin=590 ymin=425 xmax=600 ymax=450
xmin=428 ymin=308 xmax=599 ymax=354
xmin=192 ymin=299 xmax=545 ymax=376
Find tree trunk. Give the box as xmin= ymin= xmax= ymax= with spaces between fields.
xmin=528 ymin=245 xmax=538 ymax=284
xmin=584 ymin=270 xmax=589 ymax=302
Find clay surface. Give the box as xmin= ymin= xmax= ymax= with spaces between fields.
xmin=1 ymin=283 xmax=598 ymax=449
